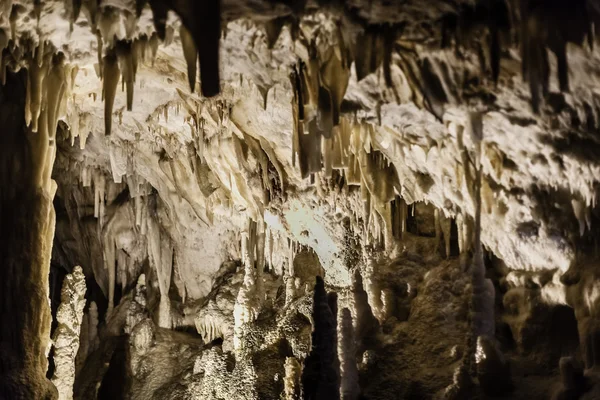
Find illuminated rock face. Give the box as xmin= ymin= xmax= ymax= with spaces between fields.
xmin=2 ymin=1 xmax=600 ymax=399
xmin=51 ymin=266 xmax=87 ymax=400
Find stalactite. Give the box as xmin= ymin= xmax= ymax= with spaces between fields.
xmin=149 ymin=32 xmax=159 ymax=65
xmin=151 ymin=0 xmax=221 ymax=96
xmin=115 ymin=40 xmax=135 ymax=111
xmin=318 ymin=43 xmax=350 ymax=131
xmin=303 ymin=47 xmax=320 ymax=120
xmin=147 ymin=213 xmax=173 ymax=328
xmin=180 ymin=25 xmax=197 ymax=92
xmin=354 ymin=28 xmax=384 ymax=82
xmin=572 ymin=198 xmax=591 ymax=237
xmin=102 ymin=48 xmax=120 ymax=135
xmin=93 ymin=170 xmax=106 ymax=226
xmin=26 ymin=53 xmax=49 ymax=132
xmin=339 ymin=308 xmax=360 ymax=400
xmin=298 ymin=119 xmax=323 ymax=179
xmin=51 ymin=266 xmax=86 ymax=400
xmin=96 ymin=33 xmax=103 ymax=79
xmin=264 ymin=18 xmax=285 ymax=49
xmin=522 ymin=0 xmax=591 ymax=112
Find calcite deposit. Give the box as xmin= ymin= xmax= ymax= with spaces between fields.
xmin=1 ymin=0 xmax=600 ymax=399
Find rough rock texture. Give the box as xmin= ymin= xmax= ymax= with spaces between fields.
xmin=2 ymin=0 xmax=600 ymax=399
xmin=51 ymin=266 xmax=87 ymax=400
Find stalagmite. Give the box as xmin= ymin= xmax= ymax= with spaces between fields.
xmin=118 ymin=249 xmax=127 ymax=293
xmin=351 ymin=269 xmax=380 ymax=346
xmin=75 ymin=312 xmax=88 ymax=376
xmin=88 ymin=302 xmax=99 ymax=353
xmin=552 ymin=357 xmax=586 ymax=399
xmin=471 ymin=128 xmax=494 ymax=339
xmin=102 ymin=49 xmax=120 ymax=135
xmin=104 ymin=238 xmax=116 ymax=317
xmin=284 ymin=357 xmax=302 ymax=400
xmin=339 ymin=308 xmax=360 ymax=400
xmin=233 ymin=221 xmax=262 ymax=350
xmin=440 ymin=213 xmax=452 ymax=259
xmin=4 ymin=3 xmax=600 ymax=399
xmin=256 ymin=219 xmax=266 ymax=290
xmin=51 ymin=266 xmax=87 ymax=400
xmin=435 ymin=208 xmax=441 ymax=246
xmin=301 ymin=276 xmax=340 ymax=400
xmin=0 ymin=29 xmax=7 ymax=68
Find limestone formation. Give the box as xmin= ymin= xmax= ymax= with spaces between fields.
xmin=1 ymin=1 xmax=600 ymax=399
xmin=51 ymin=266 xmax=87 ymax=400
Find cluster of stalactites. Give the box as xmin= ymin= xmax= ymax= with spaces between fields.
xmin=81 ymin=164 xmax=151 ymax=232
xmin=178 ymin=88 xmax=207 ymax=161
xmin=87 ymin=0 xmax=221 ymax=96
xmin=441 ymin=0 xmax=598 ymax=113
xmin=196 ymin=309 xmax=228 ymax=344
xmin=73 ymin=0 xmax=221 ymax=135
xmin=146 ymin=203 xmax=174 ymax=328
xmin=240 ymin=217 xmax=266 ymax=293
xmin=291 ymin=110 xmax=402 ymax=252
xmin=85 ymin=168 xmax=152 ymax=322
xmin=0 ymin=35 xmax=76 ymax=192
xmin=99 ymin=34 xmax=159 ymax=136
xmin=290 ymin=32 xmax=351 ymax=179
xmin=177 ymin=86 xmax=289 ymax=223
xmin=519 ymin=0 xmax=595 ymax=113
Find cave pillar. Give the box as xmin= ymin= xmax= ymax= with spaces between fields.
xmin=0 ymin=71 xmax=58 ymax=398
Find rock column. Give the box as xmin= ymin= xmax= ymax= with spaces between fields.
xmin=0 ymin=70 xmax=58 ymax=399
